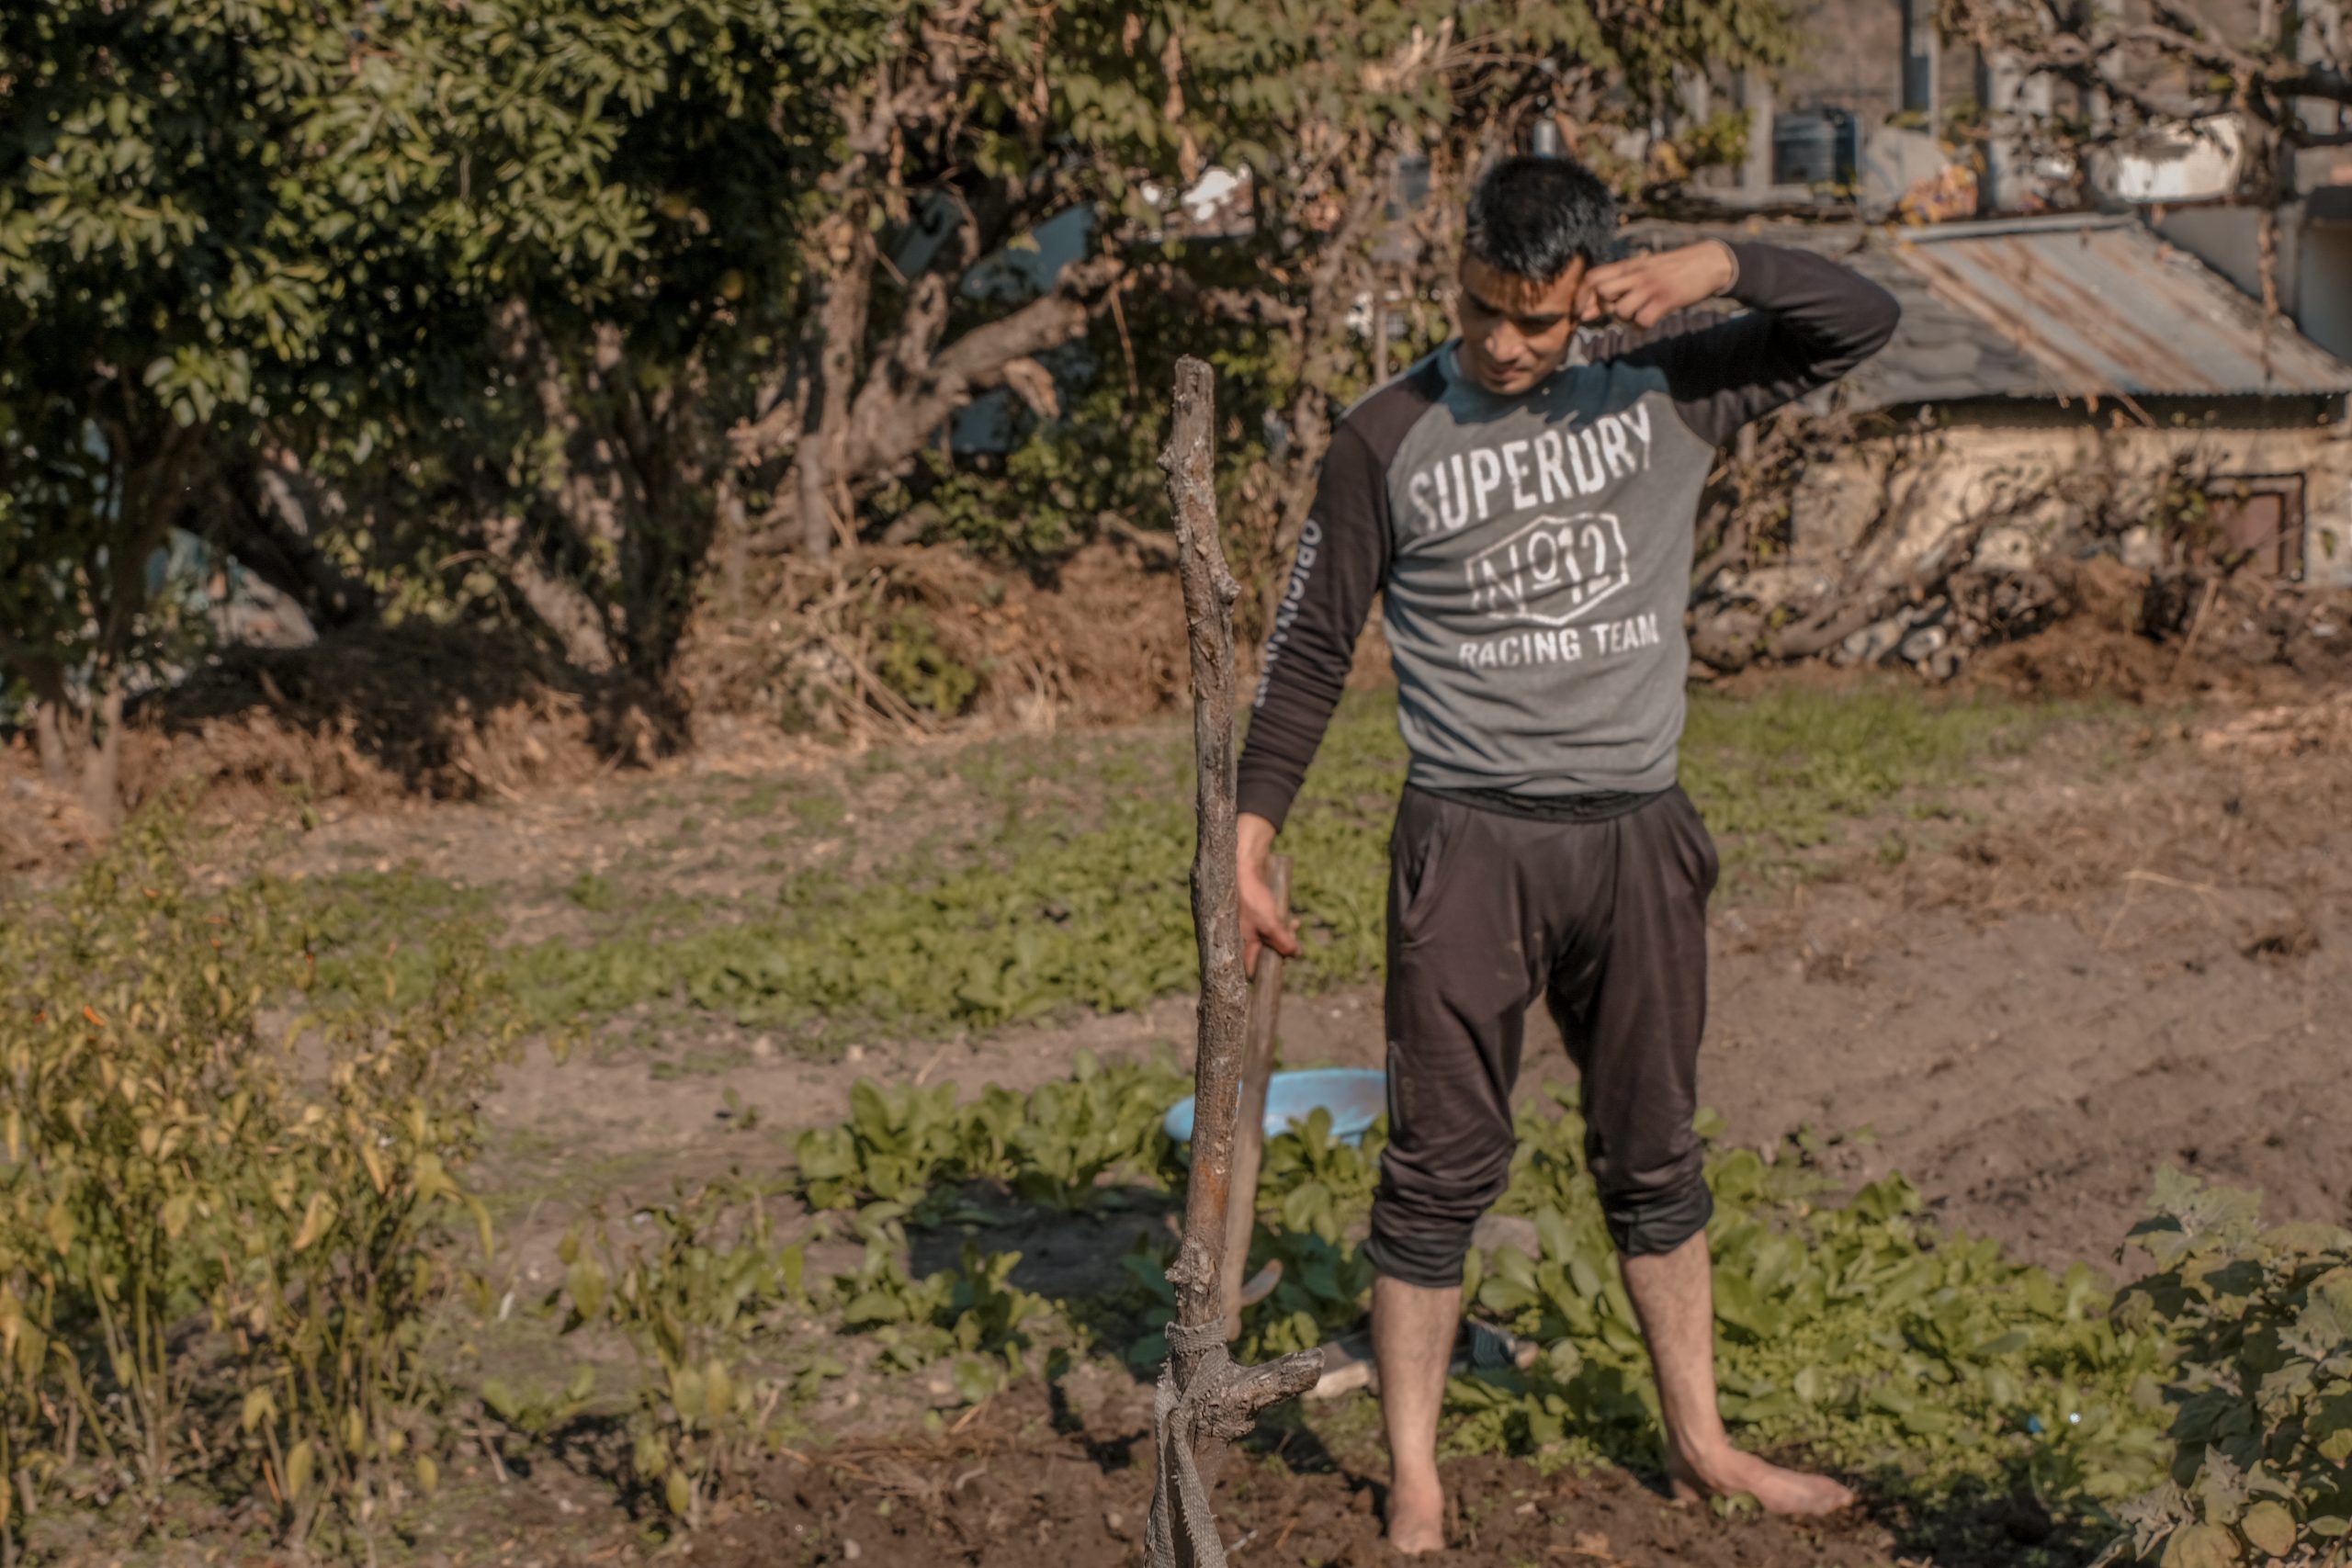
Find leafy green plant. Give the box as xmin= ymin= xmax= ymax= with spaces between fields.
xmin=2108 ymin=1169 xmax=2352 ymax=1566
xmin=874 ymin=607 xmax=979 ymax=718
xmin=981 ymin=1049 xmax=1185 ymax=1210
xmin=477 ymin=1365 xmax=599 ymax=1450
xmin=1229 ymin=1109 xmax=1387 ymax=1359
xmin=1256 ymin=1107 xmax=1385 ymax=1221
xmin=796 ymin=1082 xmax=974 ymax=1212
xmin=829 ymin=1217 xmax=1046 ymax=1405
xmin=567 ymin=873 xmax=621 ymax=912
xmin=795 ymin=1052 xmax=1186 ymax=1213
xmin=1446 ymin=1095 xmax=2171 ymax=1532
xmin=1242 ymin=1230 xmax=1380 ymax=1360
xmin=0 ymin=807 xmax=521 ymax=1562
xmin=558 ymin=1179 xmax=807 ymax=1532
xmin=284 ymin=685 xmax=2051 ymax=1051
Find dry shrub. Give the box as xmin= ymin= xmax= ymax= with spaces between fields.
xmin=677 ymin=539 xmax=1192 ymax=743
xmin=120 ymin=623 xmax=663 ymax=812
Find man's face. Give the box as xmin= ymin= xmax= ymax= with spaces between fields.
xmin=1456 ymin=254 xmax=1586 ymax=397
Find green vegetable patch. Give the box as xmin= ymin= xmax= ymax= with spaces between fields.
xmin=733 ymin=1056 xmax=2328 ymax=1564
xmin=284 ymin=682 xmax=2065 ymax=1049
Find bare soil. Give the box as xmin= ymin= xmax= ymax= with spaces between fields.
xmin=474 ymin=687 xmax=2352 ymax=1279
xmin=375 ymin=1377 xmax=1989 ymax=1568
xmin=23 ymin=581 xmax=2352 ymax=1568
xmin=381 ymin=679 xmax=2352 ymax=1568
xmin=674 ymin=1380 xmax=1921 ymax=1568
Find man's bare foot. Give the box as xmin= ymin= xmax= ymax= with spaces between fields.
xmin=1385 ymin=1472 xmax=1447 ymax=1554
xmin=1668 ymin=1445 xmax=1857 ymax=1516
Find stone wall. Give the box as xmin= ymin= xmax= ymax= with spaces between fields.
xmin=1696 ymin=401 xmax=2352 ymax=676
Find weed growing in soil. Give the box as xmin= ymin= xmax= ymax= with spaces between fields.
xmin=530 ymin=1181 xmax=1052 ymax=1533
xmin=556 ymin=1180 xmax=808 ymax=1530
xmin=793 ymin=1050 xmax=1187 ymax=1213
xmin=0 ymin=809 xmax=525 ymax=1564
xmin=1681 ymin=686 xmax=2042 ymax=879
xmin=2107 ymin=1169 xmax=2352 ymax=1565
xmin=1455 ymin=1094 xmax=2169 ymax=1525
xmin=823 ymin=1213 xmax=1046 ymax=1402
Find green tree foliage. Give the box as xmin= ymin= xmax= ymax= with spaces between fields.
xmin=0 ymin=0 xmax=368 ymax=820
xmin=2 ymin=0 xmax=1804 ymax=817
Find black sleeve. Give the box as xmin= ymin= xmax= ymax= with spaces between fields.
xmin=1637 ymin=241 xmax=1902 ymax=448
xmin=1236 ymin=423 xmax=1392 ymax=831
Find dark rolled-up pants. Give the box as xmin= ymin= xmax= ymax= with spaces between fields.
xmin=1363 ymin=784 xmax=1721 ymax=1290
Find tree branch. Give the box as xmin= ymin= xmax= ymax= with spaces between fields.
xmin=221 ymin=450 xmax=380 ymax=629
xmin=1146 ymin=355 xmax=1321 ymax=1568
xmin=479 ymin=509 xmax=620 ymax=674
xmin=748 ymin=253 xmax=1129 ymax=544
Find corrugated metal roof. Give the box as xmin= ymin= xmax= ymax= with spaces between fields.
xmin=1885 ymin=216 xmax=2352 ymax=399
xmin=1619 ymin=212 xmax=2352 ymax=407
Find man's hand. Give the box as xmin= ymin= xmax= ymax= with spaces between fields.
xmin=1238 ymin=812 xmax=1301 ymax=977
xmin=1575 ymin=240 xmax=1738 ymax=330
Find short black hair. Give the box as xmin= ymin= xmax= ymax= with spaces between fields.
xmin=1463 ymin=155 xmax=1619 ymax=282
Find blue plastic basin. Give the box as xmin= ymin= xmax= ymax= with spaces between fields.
xmin=1162 ymin=1067 xmax=1387 ymax=1147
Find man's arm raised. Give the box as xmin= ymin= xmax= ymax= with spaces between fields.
xmin=1579 ymin=239 xmax=1901 ymax=447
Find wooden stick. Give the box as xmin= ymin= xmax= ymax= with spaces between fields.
xmin=1147 ymin=355 xmax=1321 ymax=1568
xmin=1221 ymin=853 xmax=1292 ymax=1342
xmin=2169 ymin=575 xmax=2223 ymax=685
xmin=1163 ymin=354 xmax=1251 ymax=1344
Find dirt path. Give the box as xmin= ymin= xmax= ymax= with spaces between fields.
xmin=479 ymin=697 xmax=2352 ymax=1275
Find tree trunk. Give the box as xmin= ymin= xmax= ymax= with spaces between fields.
xmin=1166 ymin=355 xmax=1251 ymax=1344
xmin=481 ymin=512 xmax=619 ymax=673
xmin=791 ymin=209 xmax=877 ymax=562
xmin=1144 ymin=356 xmax=1322 ymax=1568
xmin=79 ymin=682 xmax=125 ymax=833
xmin=748 ymin=253 xmax=1125 ymax=551
xmin=796 ymin=440 xmax=834 ymax=559
xmin=236 ymin=450 xmax=379 ymax=629
xmin=29 ymin=677 xmax=77 ymax=793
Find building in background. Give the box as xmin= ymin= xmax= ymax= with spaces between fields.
xmin=1840 ymin=215 xmax=2352 ymax=593
xmin=1633 ymin=213 xmax=2352 ymax=624
xmin=1664 ymin=0 xmax=2352 ymax=380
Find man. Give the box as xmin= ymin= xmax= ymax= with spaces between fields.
xmin=1235 ymin=153 xmax=1899 ymax=1553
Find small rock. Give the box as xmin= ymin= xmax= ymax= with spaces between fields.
xmin=844 ymin=1044 xmax=865 ymax=1063
xmin=1841 ymin=616 xmax=1905 ymax=665
xmin=750 ymin=1036 xmax=776 ymax=1061
xmin=1897 ymin=623 xmax=1948 ymax=665
xmin=842 ymin=1540 xmax=862 ymax=1561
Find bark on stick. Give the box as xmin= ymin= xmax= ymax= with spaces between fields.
xmin=1143 ymin=356 xmax=1322 ymax=1568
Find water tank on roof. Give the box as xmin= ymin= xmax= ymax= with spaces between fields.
xmin=1773 ymin=107 xmax=1857 ymax=188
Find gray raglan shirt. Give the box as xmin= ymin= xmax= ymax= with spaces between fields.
xmin=1237 ymin=241 xmax=1901 ymax=829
